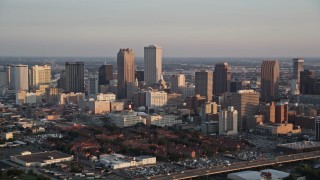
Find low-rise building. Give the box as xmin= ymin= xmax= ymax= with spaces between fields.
xmin=95 ymin=93 xmax=116 ymax=101
xmin=87 ymin=100 xmax=111 ymax=114
xmin=99 ymin=153 xmax=156 ymax=169
xmin=16 ymin=91 xmax=41 ymax=105
xmin=147 ymin=114 xmax=182 ymax=127
xmin=107 ymin=110 xmax=146 ymax=128
xmin=201 ymin=121 xmax=219 ymax=135
xmin=59 ymin=92 xmax=85 ymax=105
xmin=10 ymin=151 xmax=73 ymax=167
xmin=277 ymin=141 xmax=320 ymax=153
xmin=256 ymin=123 xmax=301 ymax=135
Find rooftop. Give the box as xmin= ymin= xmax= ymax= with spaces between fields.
xmin=12 ymin=151 xmax=72 ymax=163
xmin=277 ymin=141 xmax=320 ymax=150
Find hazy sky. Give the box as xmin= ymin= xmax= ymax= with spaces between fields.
xmin=0 ymin=0 xmax=320 ymax=57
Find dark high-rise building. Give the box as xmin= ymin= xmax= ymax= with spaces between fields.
xmin=98 ymin=64 xmax=113 ymax=86
xmin=214 ymin=63 xmax=231 ymax=95
xmin=195 ymin=70 xmax=213 ymax=102
xmin=117 ymin=48 xmax=135 ymax=99
xmin=57 ymin=70 xmax=66 ymax=90
xmin=230 ymin=81 xmax=242 ymax=93
xmin=316 ymin=116 xmax=320 ymax=141
xmin=65 ymin=62 xmax=84 ymax=93
xmin=300 ymin=69 xmax=317 ymax=95
xmin=135 ymin=70 xmax=144 ymax=82
xmin=261 ymin=60 xmax=280 ymax=102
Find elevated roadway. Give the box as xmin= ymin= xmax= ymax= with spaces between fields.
xmin=149 ymin=150 xmax=320 ymax=180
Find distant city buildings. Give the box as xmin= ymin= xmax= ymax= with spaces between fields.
xmin=214 ymin=62 xmax=231 ymax=95
xmin=171 ymin=74 xmax=185 ymax=93
xmin=59 ymin=92 xmax=85 ymax=105
xmin=98 ymin=64 xmax=113 ymax=86
xmin=65 ymin=62 xmax=84 ymax=93
xmin=30 ymin=65 xmax=51 ymax=92
xmin=10 ymin=64 xmax=29 ymax=91
xmin=219 ymin=106 xmax=238 ymax=135
xmin=146 ymin=90 xmax=167 ymax=111
xmin=144 ymin=45 xmax=162 ymax=85
xmin=291 ymin=58 xmax=304 ymax=95
xmin=230 ymin=90 xmax=260 ymax=131
xmin=300 ymin=69 xmax=320 ymax=95
xmin=87 ymin=76 xmax=98 ymax=97
xmin=107 ymin=110 xmax=146 ymax=128
xmin=316 ymin=116 xmax=320 ymax=141
xmin=117 ymin=48 xmax=135 ymax=99
xmin=261 ymin=60 xmax=279 ymax=102
xmin=195 ymin=70 xmax=213 ymax=102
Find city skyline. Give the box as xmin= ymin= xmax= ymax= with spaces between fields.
xmin=1 ymin=0 xmax=320 ymax=57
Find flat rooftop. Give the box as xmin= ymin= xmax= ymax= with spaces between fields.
xmin=277 ymin=141 xmax=320 ymax=150
xmin=12 ymin=151 xmax=72 ymax=163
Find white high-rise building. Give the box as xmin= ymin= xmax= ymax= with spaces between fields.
xmin=144 ymin=45 xmax=162 ymax=85
xmin=31 ymin=65 xmax=51 ymax=89
xmin=219 ymin=106 xmax=238 ymax=135
xmin=146 ymin=90 xmax=167 ymax=111
xmin=171 ymin=74 xmax=185 ymax=93
xmin=10 ymin=64 xmax=29 ymax=91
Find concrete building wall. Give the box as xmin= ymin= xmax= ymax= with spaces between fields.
xmin=117 ymin=48 xmax=135 ymax=99
xmin=144 ymin=45 xmax=162 ymax=85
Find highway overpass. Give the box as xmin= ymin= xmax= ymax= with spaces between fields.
xmin=149 ymin=150 xmax=320 ymax=180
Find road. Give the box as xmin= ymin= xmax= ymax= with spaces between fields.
xmin=149 ymin=150 xmax=320 ymax=180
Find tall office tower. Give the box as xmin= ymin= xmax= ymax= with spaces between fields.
xmin=65 ymin=62 xmax=84 ymax=93
xmin=98 ymin=64 xmax=113 ymax=86
xmin=117 ymin=48 xmax=135 ymax=99
xmin=275 ymin=102 xmax=288 ymax=124
xmin=144 ymin=45 xmax=162 ymax=85
xmin=0 ymin=67 xmax=6 ymax=87
xmin=219 ymin=106 xmax=238 ymax=135
xmin=9 ymin=64 xmax=29 ymax=91
xmin=316 ymin=116 xmax=320 ymax=141
xmin=230 ymin=90 xmax=260 ymax=131
xmin=30 ymin=65 xmax=51 ymax=90
xmin=261 ymin=102 xmax=276 ymax=123
xmin=195 ymin=70 xmax=213 ymax=102
xmin=171 ymin=74 xmax=185 ymax=93
xmin=5 ymin=65 xmax=10 ymax=87
xmin=214 ymin=63 xmax=231 ymax=95
xmin=261 ymin=60 xmax=280 ymax=102
xmin=291 ymin=59 xmax=304 ymax=95
xmin=87 ymin=76 xmax=98 ymax=97
xmin=300 ymin=69 xmax=316 ymax=95
xmin=292 ymin=58 xmax=304 ymax=84
xmin=57 ymin=70 xmax=66 ymax=90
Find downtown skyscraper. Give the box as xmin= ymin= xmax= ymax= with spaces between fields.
xmin=144 ymin=45 xmax=162 ymax=85
xmin=214 ymin=62 xmax=231 ymax=95
xmin=291 ymin=58 xmax=304 ymax=95
xmin=195 ymin=70 xmax=213 ymax=102
xmin=261 ymin=60 xmax=280 ymax=102
xmin=98 ymin=64 xmax=113 ymax=86
xmin=117 ymin=48 xmax=135 ymax=99
xmin=65 ymin=62 xmax=84 ymax=93
xmin=9 ymin=64 xmax=29 ymax=91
